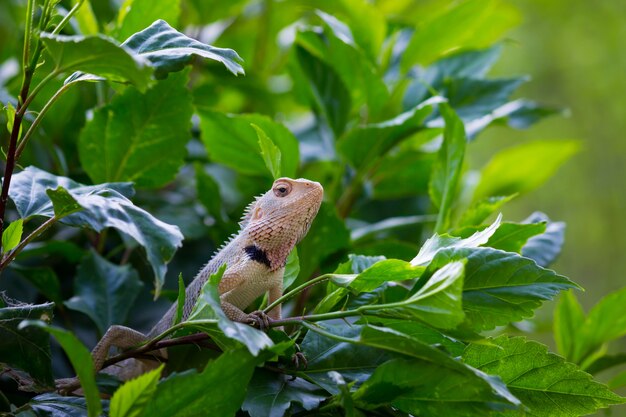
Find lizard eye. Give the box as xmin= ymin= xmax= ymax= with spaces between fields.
xmin=273 ymin=182 xmax=292 ymax=197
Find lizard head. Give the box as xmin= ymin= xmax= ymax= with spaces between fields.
xmin=242 ymin=177 xmax=323 ymax=269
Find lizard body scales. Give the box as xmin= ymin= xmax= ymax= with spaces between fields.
xmin=57 ymin=177 xmax=323 ymax=389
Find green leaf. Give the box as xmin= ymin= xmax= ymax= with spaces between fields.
xmin=411 ymin=214 xmax=502 ymax=266
xmin=22 ymin=321 xmax=102 ymax=417
xmin=297 ymin=202 xmax=351 ymax=280
xmin=115 ymin=0 xmax=180 ymax=41
xmin=400 ymin=0 xmax=520 ymax=70
xmin=338 ymin=96 xmax=443 ymax=171
xmin=463 ymin=336 xmax=625 ymax=417
xmin=554 ymin=291 xmax=585 ymax=361
xmin=187 ymin=265 xmax=273 ymax=356
xmin=430 ymin=102 xmax=467 ymax=233
xmin=138 ymin=348 xmax=263 ymax=417
xmin=484 ymin=221 xmax=546 ymax=253
xmin=40 ymin=32 xmax=152 ymax=92
xmin=458 ymin=195 xmax=516 ymax=227
xmin=370 ymin=150 xmax=435 ymax=200
xmin=474 ymin=140 xmax=580 ymax=200
xmin=251 ymin=123 xmax=282 ymax=179
xmin=19 ymin=393 xmax=109 ymax=417
xmin=2 ymin=218 xmax=22 ymax=252
xmin=122 ymin=20 xmax=244 ymax=78
xmin=429 ymin=247 xmax=579 ymax=331
xmin=197 ymin=111 xmax=299 ymax=178
xmin=110 ymin=365 xmax=163 ymax=417
xmin=298 ymin=12 xmax=389 ymax=116
xmin=65 ymin=250 xmax=143 ymax=335
xmin=293 ymin=44 xmax=351 ymax=137
xmin=521 ymin=212 xmax=565 ymax=267
xmin=372 ymin=261 xmax=466 ymax=329
xmin=79 ymin=70 xmax=192 ymax=188
xmin=0 ymin=302 xmax=54 ymax=389
xmin=194 ymin=165 xmax=223 ymax=223
xmin=72 ymin=0 xmax=99 ymax=35
xmin=4 ymin=101 xmax=22 ymax=138
xmin=331 ymin=259 xmax=423 ymax=293
xmin=174 ymin=273 xmax=185 ymax=326
xmin=46 ymin=186 xmax=83 ymax=218
xmin=11 ymin=265 xmax=63 ymax=304
xmin=301 ymin=323 xmax=393 ymax=394
xmin=563 ymin=287 xmax=626 ymax=366
xmin=283 ymin=248 xmax=300 ymax=290
xmin=9 ymin=167 xmax=183 ymax=296
xmin=353 ymin=357 xmax=519 ymax=416
xmin=242 ymin=369 xmax=327 ymax=417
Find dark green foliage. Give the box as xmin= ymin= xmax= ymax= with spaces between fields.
xmin=0 ymin=1 xmax=622 ymax=417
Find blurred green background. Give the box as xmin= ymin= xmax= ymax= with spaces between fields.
xmin=474 ymin=0 xmax=626 ymax=310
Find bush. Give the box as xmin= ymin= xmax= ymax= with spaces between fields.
xmin=0 ymin=1 xmax=623 ymax=416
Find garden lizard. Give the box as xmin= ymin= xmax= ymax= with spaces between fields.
xmin=57 ymin=177 xmax=323 ymax=390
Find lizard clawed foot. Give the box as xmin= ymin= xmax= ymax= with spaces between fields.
xmin=247 ymin=310 xmax=273 ymax=331
xmin=55 ymin=377 xmax=81 ymax=395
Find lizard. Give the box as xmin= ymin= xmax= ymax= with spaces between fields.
xmin=56 ymin=177 xmax=323 ymax=391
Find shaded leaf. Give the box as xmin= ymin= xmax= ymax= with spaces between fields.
xmin=463 ymin=336 xmax=625 ymax=417
xmin=65 ymin=250 xmax=143 ymax=335
xmin=0 ymin=302 xmax=54 ymax=389
xmin=122 ymin=19 xmax=244 ymax=78
xmin=242 ymin=369 xmax=326 ymax=417
xmin=458 ymin=195 xmax=516 ymax=227
xmin=554 ymin=291 xmax=585 ymax=362
xmin=79 ymin=70 xmax=192 ymax=188
xmin=19 ymin=393 xmax=110 ymax=417
xmin=283 ymin=248 xmax=300 ymax=290
xmin=11 ymin=265 xmax=63 ymax=304
xmin=9 ymin=167 xmax=183 ymax=296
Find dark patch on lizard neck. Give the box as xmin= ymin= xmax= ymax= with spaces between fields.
xmin=244 ymin=245 xmax=271 ymax=268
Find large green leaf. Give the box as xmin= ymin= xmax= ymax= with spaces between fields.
xmin=484 ymin=221 xmax=546 ymax=253
xmin=353 ymin=357 xmax=519 ymax=416
xmin=242 ymin=369 xmax=327 ymax=417
xmin=429 ymin=102 xmax=467 ymax=233
xmin=115 ymin=0 xmax=180 ymax=41
xmin=9 ymin=167 xmax=183 ymax=296
xmin=40 ymin=32 xmax=153 ymax=91
xmin=331 ymin=259 xmax=424 ymax=293
xmin=463 ymin=336 xmax=625 ymax=417
xmin=65 ymin=250 xmax=143 ymax=335
xmin=0 ymin=302 xmax=54 ymax=389
xmin=473 ymin=140 xmax=580 ymax=200
xmin=23 ymin=322 xmax=102 ymax=417
xmin=122 ymin=20 xmax=244 ymax=78
xmin=428 ymin=247 xmax=579 ymax=331
xmin=187 ymin=265 xmax=274 ymax=356
xmin=79 ymin=70 xmax=192 ymax=188
xmin=109 ymin=365 xmax=163 ymax=417
xmin=554 ymin=291 xmax=585 ymax=363
xmin=197 ymin=111 xmax=299 ymax=178
xmin=337 ymin=96 xmax=442 ymax=171
xmin=400 ymin=0 xmax=520 ymax=70
xmin=138 ymin=348 xmax=264 ymax=417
